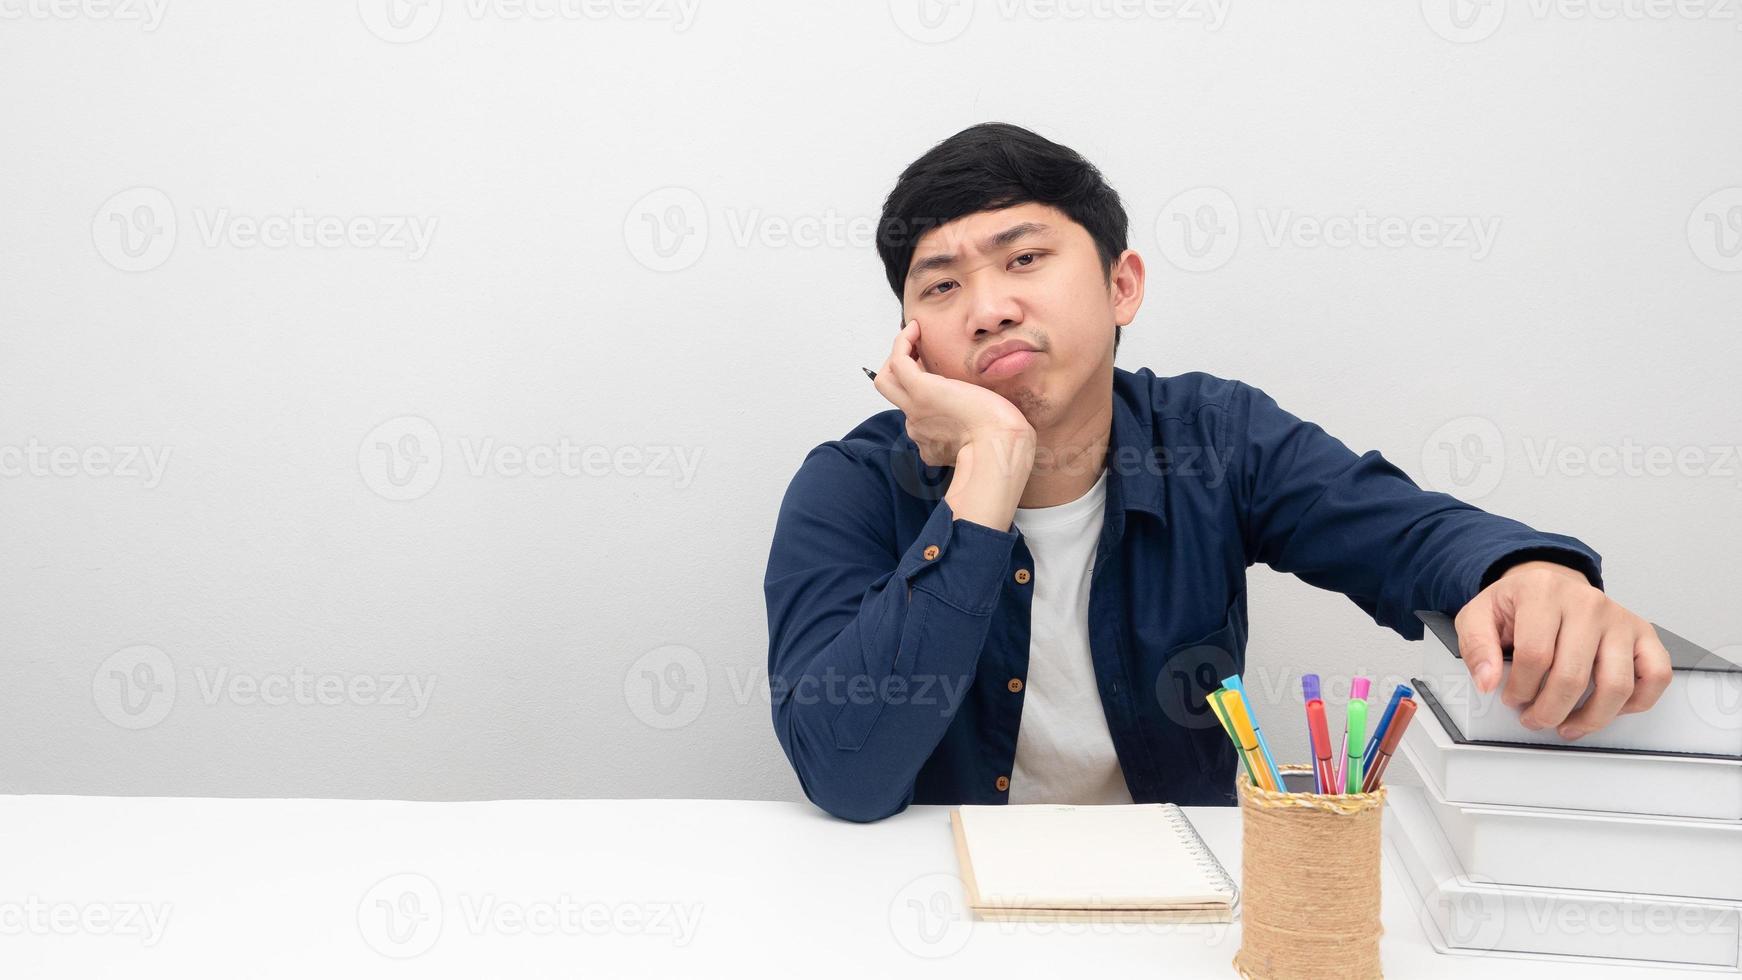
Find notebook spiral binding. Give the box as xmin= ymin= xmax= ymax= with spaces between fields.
xmin=1163 ymin=803 xmax=1241 ymax=908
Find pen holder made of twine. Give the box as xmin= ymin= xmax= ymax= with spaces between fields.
xmin=1232 ymin=763 xmax=1387 ymax=980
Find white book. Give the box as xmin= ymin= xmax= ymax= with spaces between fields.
xmin=1386 ymin=784 xmax=1742 ymax=969
xmin=1415 ymin=610 xmax=1742 ymax=757
xmin=1402 ymin=685 xmax=1742 ymax=820
xmin=1409 ymin=753 xmax=1742 ymax=901
xmin=949 ymin=803 xmax=1237 ymax=922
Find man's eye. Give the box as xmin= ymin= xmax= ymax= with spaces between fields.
xmin=1012 ymin=252 xmax=1041 ymax=267
xmin=926 ymin=280 xmax=956 ymax=297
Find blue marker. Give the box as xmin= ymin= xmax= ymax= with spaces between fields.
xmin=1363 ymin=684 xmax=1414 ymax=776
xmin=1222 ymin=673 xmax=1283 ymax=790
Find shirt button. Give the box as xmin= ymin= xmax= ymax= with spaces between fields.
xmin=922 ymin=545 xmax=940 ymax=560
xmin=1013 ymin=568 xmax=1031 ymax=585
xmin=1007 ymin=677 xmax=1023 ymax=693
xmin=995 ymin=775 xmax=1010 ymax=792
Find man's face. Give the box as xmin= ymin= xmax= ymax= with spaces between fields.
xmin=900 ymin=202 xmax=1140 ymax=428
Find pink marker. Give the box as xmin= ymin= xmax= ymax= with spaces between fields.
xmin=1333 ymin=677 xmax=1371 ymax=790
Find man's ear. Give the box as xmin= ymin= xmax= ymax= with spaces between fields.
xmin=1110 ymin=249 xmax=1145 ymax=328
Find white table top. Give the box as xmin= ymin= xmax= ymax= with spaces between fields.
xmin=0 ymin=795 xmax=1706 ymax=977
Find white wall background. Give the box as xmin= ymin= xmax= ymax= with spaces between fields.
xmin=2 ymin=1 xmax=1738 ymax=801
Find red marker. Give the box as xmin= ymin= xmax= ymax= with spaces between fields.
xmin=1362 ymin=698 xmax=1418 ymax=793
xmin=1306 ymin=699 xmax=1334 ymax=793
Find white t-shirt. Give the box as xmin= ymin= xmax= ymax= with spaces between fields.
xmin=1007 ymin=467 xmax=1133 ymax=805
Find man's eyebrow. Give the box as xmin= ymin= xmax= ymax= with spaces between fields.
xmin=905 ymin=222 xmax=1054 ymax=283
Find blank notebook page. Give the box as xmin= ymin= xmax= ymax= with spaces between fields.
xmin=955 ymin=803 xmax=1235 ymax=909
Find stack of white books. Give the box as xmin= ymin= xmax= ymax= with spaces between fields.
xmin=1390 ymin=610 xmax=1742 ymax=969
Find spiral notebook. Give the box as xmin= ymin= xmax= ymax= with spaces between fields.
xmin=949 ymin=803 xmax=1239 ymax=922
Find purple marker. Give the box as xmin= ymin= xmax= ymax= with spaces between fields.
xmin=1302 ymin=674 xmax=1322 ymax=791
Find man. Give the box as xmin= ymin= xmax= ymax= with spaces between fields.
xmin=762 ymin=122 xmax=1672 ymax=823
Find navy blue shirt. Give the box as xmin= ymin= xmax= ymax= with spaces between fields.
xmin=763 ymin=368 xmax=1602 ymax=822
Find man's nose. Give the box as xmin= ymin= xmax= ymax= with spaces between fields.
xmin=967 ymin=284 xmax=1022 ymax=337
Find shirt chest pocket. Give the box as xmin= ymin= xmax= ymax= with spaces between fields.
xmin=1148 ymin=589 xmax=1248 ymax=779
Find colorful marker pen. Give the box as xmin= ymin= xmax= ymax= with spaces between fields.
xmin=1207 ymin=690 xmax=1256 ymax=787
xmin=1334 ymin=676 xmax=1371 ymax=790
xmin=1222 ymin=674 xmax=1282 ymax=790
xmin=1306 ymin=699 xmax=1334 ymax=794
xmin=1343 ymin=698 xmax=1369 ymax=794
xmin=1302 ymin=674 xmax=1322 ymax=791
xmin=1363 ymin=697 xmax=1417 ymax=793
xmin=1223 ymin=690 xmax=1278 ymax=792
xmin=1364 ymin=683 xmax=1414 ymax=769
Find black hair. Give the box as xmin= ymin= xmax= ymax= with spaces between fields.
xmin=875 ymin=122 xmax=1129 ymax=352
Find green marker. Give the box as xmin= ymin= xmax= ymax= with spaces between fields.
xmin=1206 ymin=689 xmax=1257 ymax=786
xmin=1343 ymin=699 xmax=1369 ymax=794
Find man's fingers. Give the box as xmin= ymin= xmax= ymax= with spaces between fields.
xmin=1620 ymin=628 xmax=1674 ymax=714
xmin=873 ymin=355 xmax=908 ymax=408
xmin=885 ymin=321 xmax=925 ymax=385
xmin=1454 ymin=599 xmax=1505 ymax=695
xmin=1522 ymin=611 xmax=1598 ymax=730
xmin=875 ymin=321 xmax=919 ymax=404
xmin=1557 ymin=628 xmax=1636 ymax=738
xmin=1522 ymin=611 xmax=1599 ymax=730
xmin=1502 ymin=602 xmax=1559 ymax=712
